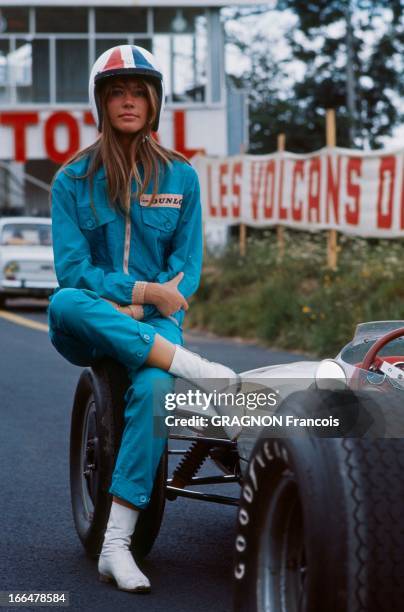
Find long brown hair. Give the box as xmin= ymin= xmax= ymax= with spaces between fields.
xmin=59 ymin=77 xmax=190 ymax=213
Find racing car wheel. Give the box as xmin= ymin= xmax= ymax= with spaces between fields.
xmin=234 ymin=387 xmax=404 ymax=612
xmin=69 ymin=358 xmax=167 ymax=559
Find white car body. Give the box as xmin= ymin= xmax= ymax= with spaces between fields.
xmin=177 ymin=320 xmax=404 ymax=468
xmin=176 ymin=359 xmax=320 ymax=463
xmin=0 ymin=217 xmax=57 ymax=303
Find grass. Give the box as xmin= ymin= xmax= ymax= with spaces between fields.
xmin=186 ymin=229 xmax=404 ymax=357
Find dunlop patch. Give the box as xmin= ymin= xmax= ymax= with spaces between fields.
xmin=140 ymin=194 xmax=183 ymax=208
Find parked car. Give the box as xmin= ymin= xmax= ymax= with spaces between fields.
xmin=67 ymin=321 xmax=404 ymax=610
xmin=0 ymin=217 xmax=57 ymax=307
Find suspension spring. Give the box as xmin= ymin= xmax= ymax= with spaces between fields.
xmin=170 ymin=440 xmax=211 ymax=492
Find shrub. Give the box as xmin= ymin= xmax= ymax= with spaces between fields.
xmin=186 ymin=230 xmax=404 ymax=357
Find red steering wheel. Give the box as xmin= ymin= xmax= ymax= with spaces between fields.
xmin=361 ymin=327 xmax=404 ymax=371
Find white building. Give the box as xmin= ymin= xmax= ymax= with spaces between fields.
xmin=0 ymin=0 xmax=262 ymax=216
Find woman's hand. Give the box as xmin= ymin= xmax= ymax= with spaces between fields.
xmin=145 ymin=272 xmax=189 ymax=317
xmin=103 ymin=298 xmax=144 ymax=320
xmin=120 ymin=304 xmax=144 ymax=320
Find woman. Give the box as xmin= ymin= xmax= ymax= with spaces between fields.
xmin=48 ymin=45 xmax=238 ymax=594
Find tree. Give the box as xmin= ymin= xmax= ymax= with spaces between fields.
xmin=279 ymin=0 xmax=404 ymax=148
xmin=224 ymin=1 xmax=404 ymax=152
xmin=225 ymin=30 xmax=297 ymax=154
xmin=223 ymin=7 xmax=301 ymax=153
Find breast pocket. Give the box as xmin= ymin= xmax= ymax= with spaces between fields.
xmin=77 ymin=202 xmax=117 ymax=263
xmin=140 ymin=206 xmax=180 ymax=240
xmin=140 ymin=206 xmax=181 ymax=269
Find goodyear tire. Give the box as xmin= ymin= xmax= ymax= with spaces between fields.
xmin=70 ymin=358 xmax=166 ymax=559
xmin=234 ymin=388 xmax=404 ymax=612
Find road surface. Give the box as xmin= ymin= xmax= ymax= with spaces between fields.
xmin=0 ymin=299 xmax=305 ymax=612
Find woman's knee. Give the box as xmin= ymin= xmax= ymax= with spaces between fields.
xmin=48 ymin=287 xmax=87 ymax=329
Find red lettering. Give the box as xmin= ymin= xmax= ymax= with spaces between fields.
xmin=83 ymin=111 xmax=96 ymax=126
xmin=345 ymin=158 xmax=362 ymax=225
xmin=207 ymin=165 xmax=217 ymax=217
xmin=291 ymin=160 xmax=304 ymax=221
xmin=263 ymin=160 xmax=276 ymax=219
xmin=377 ymin=156 xmax=396 ymax=229
xmin=173 ymin=110 xmax=205 ymax=159
xmin=308 ymin=157 xmax=321 ymax=223
xmin=219 ymin=163 xmax=229 ymax=218
xmin=326 ymin=155 xmax=341 ymax=223
xmin=232 ymin=162 xmax=242 ymax=218
xmin=45 ymin=112 xmax=79 ymax=164
xmin=0 ymin=112 xmax=39 ymax=162
xmin=250 ymin=161 xmax=265 ymax=220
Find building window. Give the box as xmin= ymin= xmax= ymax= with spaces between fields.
xmin=153 ymin=35 xmax=171 ymax=101
xmin=173 ymin=35 xmax=198 ymax=101
xmin=56 ymin=40 xmax=88 ymax=102
xmin=0 ymin=6 xmax=217 ymax=106
xmin=153 ymin=9 xmax=207 ymax=103
xmin=16 ymin=39 xmax=50 ymax=103
xmin=36 ymin=8 xmax=88 ymax=34
xmin=95 ymin=8 xmax=148 ymax=34
xmin=0 ymin=40 xmax=11 ymax=103
xmin=95 ymin=38 xmax=152 ymax=58
xmin=133 ymin=38 xmax=152 ymax=52
xmin=96 ymin=38 xmax=129 ymax=58
xmin=154 ymin=8 xmax=202 ymax=34
xmin=0 ymin=38 xmax=50 ymax=104
xmin=0 ymin=8 xmax=29 ymax=34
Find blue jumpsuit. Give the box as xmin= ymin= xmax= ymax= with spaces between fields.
xmin=48 ymin=154 xmax=203 ymax=509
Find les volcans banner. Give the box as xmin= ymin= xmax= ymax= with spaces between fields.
xmin=193 ymin=147 xmax=404 ymax=238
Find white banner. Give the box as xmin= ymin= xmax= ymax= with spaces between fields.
xmin=193 ymin=147 xmax=404 ymax=238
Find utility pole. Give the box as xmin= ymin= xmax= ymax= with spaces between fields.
xmin=345 ymin=0 xmax=357 ymax=145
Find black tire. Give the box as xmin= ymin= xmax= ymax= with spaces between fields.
xmin=70 ymin=358 xmax=167 ymax=559
xmin=234 ymin=388 xmax=404 ymax=612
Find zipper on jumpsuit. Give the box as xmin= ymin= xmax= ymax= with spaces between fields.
xmin=123 ymin=197 xmax=179 ymax=327
xmin=123 ymin=213 xmax=131 ymax=275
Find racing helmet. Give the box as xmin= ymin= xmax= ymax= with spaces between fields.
xmin=89 ymin=44 xmax=165 ymax=132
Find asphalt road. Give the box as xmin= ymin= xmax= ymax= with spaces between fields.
xmin=0 ymin=299 xmax=305 ymax=612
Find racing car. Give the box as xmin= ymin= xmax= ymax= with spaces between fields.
xmin=69 ymin=320 xmax=404 ymax=611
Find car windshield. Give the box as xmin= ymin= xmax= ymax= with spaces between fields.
xmin=0 ymin=223 xmax=52 ymax=247
xmin=340 ymin=321 xmax=404 ymax=364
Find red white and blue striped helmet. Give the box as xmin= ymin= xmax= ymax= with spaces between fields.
xmin=89 ymin=44 xmax=165 ymax=132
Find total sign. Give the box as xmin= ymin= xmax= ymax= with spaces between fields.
xmin=0 ymin=107 xmax=227 ymax=162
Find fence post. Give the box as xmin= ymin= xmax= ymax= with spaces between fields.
xmin=239 ymin=224 xmax=246 ymax=257
xmin=326 ymin=109 xmax=338 ymax=270
xmin=277 ymin=134 xmax=285 ymax=259
xmin=239 ymin=144 xmax=246 ymax=256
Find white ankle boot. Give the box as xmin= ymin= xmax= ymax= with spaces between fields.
xmin=168 ymin=345 xmax=240 ymax=393
xmin=98 ymin=502 xmax=151 ymax=593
